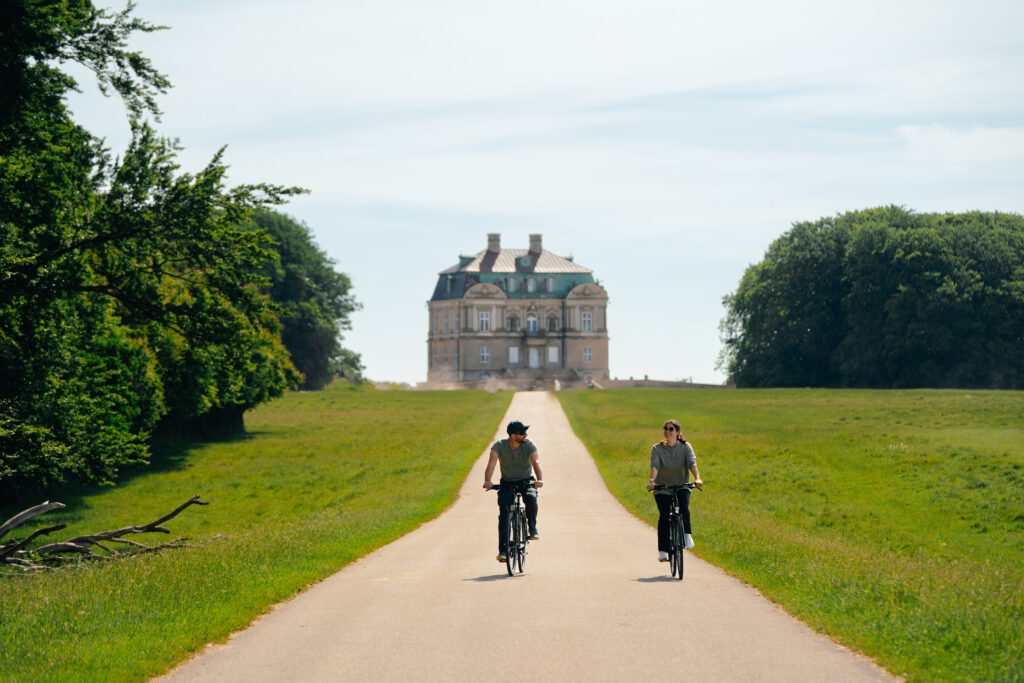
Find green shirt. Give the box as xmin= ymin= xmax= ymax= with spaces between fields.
xmin=492 ymin=438 xmax=537 ymax=480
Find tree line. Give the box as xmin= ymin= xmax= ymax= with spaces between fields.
xmin=1 ymin=2 xmax=359 ymax=502
xmin=719 ymin=206 xmax=1024 ymax=389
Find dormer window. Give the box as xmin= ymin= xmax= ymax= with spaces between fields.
xmin=527 ymin=278 xmax=536 ymax=293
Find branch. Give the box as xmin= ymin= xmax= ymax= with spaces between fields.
xmin=0 ymin=501 xmax=66 ymax=541
xmin=1 ymin=496 xmax=208 ymax=570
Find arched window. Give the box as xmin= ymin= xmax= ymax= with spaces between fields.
xmin=527 ymin=277 xmax=536 ymax=293
xmin=547 ymin=316 xmax=558 ymax=332
xmin=508 ymin=316 xmax=520 ymax=332
xmin=526 ymin=316 xmax=539 ymax=334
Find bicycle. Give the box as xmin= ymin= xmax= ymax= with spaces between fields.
xmin=490 ymin=478 xmax=533 ymax=576
xmin=652 ymin=482 xmax=700 ymax=580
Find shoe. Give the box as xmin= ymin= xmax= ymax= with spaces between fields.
xmin=496 ymin=554 xmax=507 ymax=563
xmin=528 ymin=528 xmax=539 ymax=540
xmin=684 ymin=534 xmax=695 ymax=550
xmin=658 ymin=551 xmax=669 ymax=562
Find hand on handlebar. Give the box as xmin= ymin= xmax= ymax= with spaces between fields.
xmin=646 ymin=481 xmax=657 ymax=491
xmin=483 ymin=481 xmax=494 ymax=490
xmin=694 ymin=479 xmax=703 ymax=490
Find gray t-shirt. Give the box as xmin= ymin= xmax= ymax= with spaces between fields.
xmin=650 ymin=440 xmax=696 ymax=495
xmin=492 ymin=438 xmax=538 ymax=480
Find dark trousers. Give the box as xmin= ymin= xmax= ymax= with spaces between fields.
xmin=497 ymin=480 xmax=538 ymax=553
xmin=655 ymin=489 xmax=692 ymax=552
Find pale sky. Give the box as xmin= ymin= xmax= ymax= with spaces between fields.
xmin=69 ymin=0 xmax=1024 ymax=384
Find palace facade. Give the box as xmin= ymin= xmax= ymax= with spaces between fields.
xmin=427 ymin=234 xmax=609 ymax=384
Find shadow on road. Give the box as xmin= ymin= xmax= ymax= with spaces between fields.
xmin=635 ymin=576 xmax=679 ymax=583
xmin=463 ymin=574 xmax=518 ymax=582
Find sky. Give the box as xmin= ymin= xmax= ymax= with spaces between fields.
xmin=68 ymin=0 xmax=1024 ymax=384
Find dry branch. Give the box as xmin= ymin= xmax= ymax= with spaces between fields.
xmin=0 ymin=496 xmax=208 ymax=572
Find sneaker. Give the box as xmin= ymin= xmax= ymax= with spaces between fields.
xmin=528 ymin=528 xmax=540 ymax=540
xmin=658 ymin=551 xmax=669 ymax=562
xmin=684 ymin=534 xmax=695 ymax=550
xmin=496 ymin=553 xmax=507 ymax=563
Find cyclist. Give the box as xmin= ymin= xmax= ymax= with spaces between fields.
xmin=483 ymin=420 xmax=544 ymax=563
xmin=647 ymin=419 xmax=703 ymax=562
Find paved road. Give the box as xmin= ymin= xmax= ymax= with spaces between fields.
xmin=160 ymin=392 xmax=894 ymax=682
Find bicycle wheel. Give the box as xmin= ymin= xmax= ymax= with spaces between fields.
xmin=516 ymin=509 xmax=527 ymax=573
xmin=668 ymin=516 xmax=679 ymax=577
xmin=674 ymin=517 xmax=685 ymax=581
xmin=504 ymin=509 xmax=516 ymax=576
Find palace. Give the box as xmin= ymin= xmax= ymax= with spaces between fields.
xmin=427 ymin=234 xmax=609 ymax=385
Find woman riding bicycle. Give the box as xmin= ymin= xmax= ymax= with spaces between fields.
xmin=647 ymin=419 xmax=703 ymax=562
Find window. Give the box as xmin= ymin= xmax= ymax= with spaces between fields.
xmin=527 ymin=277 xmax=536 ymax=293
xmin=508 ymin=347 xmax=519 ymax=364
xmin=547 ymin=346 xmax=559 ymax=364
xmin=454 ymin=311 xmax=460 ymax=331
xmin=583 ymin=345 xmax=592 ymax=363
xmin=479 ymin=311 xmax=490 ymax=331
xmin=508 ymin=278 xmax=518 ymax=293
xmin=508 ymin=316 xmax=519 ymax=331
xmin=443 ymin=312 xmax=449 ymax=333
xmin=582 ymin=311 xmax=593 ymax=332
xmin=480 ymin=346 xmax=490 ymax=364
xmin=443 ymin=348 xmax=449 ymax=363
xmin=527 ymin=316 xmax=539 ymax=333
xmin=547 ymin=316 xmax=558 ymax=332
xmin=547 ymin=277 xmax=555 ymax=293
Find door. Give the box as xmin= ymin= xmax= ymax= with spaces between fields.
xmin=529 ymin=348 xmax=540 ymax=368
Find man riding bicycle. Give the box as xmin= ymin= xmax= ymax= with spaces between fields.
xmin=483 ymin=420 xmax=544 ymax=563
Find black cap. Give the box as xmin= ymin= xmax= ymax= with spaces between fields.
xmin=506 ymin=420 xmax=529 ymax=435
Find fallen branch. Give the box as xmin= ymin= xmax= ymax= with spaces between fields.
xmin=0 ymin=496 xmax=208 ymax=572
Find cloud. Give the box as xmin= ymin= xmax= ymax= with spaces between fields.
xmin=898 ymin=124 xmax=1024 ymax=165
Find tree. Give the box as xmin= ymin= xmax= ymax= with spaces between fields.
xmin=719 ymin=207 xmax=1024 ymax=389
xmin=251 ymin=211 xmax=362 ymax=389
xmin=0 ymin=1 xmax=302 ymax=500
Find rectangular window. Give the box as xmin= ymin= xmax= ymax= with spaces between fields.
xmin=479 ymin=311 xmax=490 ymax=331
xmin=455 ymin=312 xmax=460 ymax=330
xmin=508 ymin=347 xmax=519 ymax=364
xmin=480 ymin=346 xmax=490 ymax=364
xmin=443 ymin=349 xmax=449 ymax=363
xmin=547 ymin=346 xmax=559 ymax=364
xmin=443 ymin=312 xmax=449 ymax=333
xmin=508 ymin=278 xmax=518 ymax=293
xmin=583 ymin=345 xmax=592 ymax=363
xmin=582 ymin=311 xmax=593 ymax=332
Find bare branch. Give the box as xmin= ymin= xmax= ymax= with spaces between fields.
xmin=0 ymin=501 xmax=66 ymax=541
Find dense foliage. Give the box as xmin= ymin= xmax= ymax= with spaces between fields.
xmin=0 ymin=1 xmax=305 ymax=500
xmin=719 ymin=207 xmax=1024 ymax=388
xmin=253 ymin=211 xmax=362 ymax=389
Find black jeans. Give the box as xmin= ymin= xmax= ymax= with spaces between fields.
xmin=497 ymin=479 xmax=538 ymax=554
xmin=655 ymin=489 xmax=692 ymax=552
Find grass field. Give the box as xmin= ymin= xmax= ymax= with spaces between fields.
xmin=557 ymin=388 xmax=1024 ymax=682
xmin=0 ymin=384 xmax=511 ymax=683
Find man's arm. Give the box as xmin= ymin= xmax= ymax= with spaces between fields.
xmin=483 ymin=450 xmax=499 ymax=489
xmin=530 ymin=451 xmax=544 ymax=488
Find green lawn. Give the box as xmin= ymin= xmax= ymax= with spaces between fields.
xmin=557 ymin=388 xmax=1024 ymax=682
xmin=0 ymin=384 xmax=511 ymax=683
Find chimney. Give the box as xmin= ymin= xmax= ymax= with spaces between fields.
xmin=529 ymin=234 xmax=542 ymax=253
xmin=487 ymin=233 xmax=501 ymax=253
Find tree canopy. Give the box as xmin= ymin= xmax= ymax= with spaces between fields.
xmin=719 ymin=207 xmax=1024 ymax=389
xmin=252 ymin=210 xmax=362 ymax=389
xmin=0 ymin=1 xmax=316 ymax=500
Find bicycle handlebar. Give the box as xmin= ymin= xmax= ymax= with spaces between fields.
xmin=652 ymin=483 xmax=702 ymax=492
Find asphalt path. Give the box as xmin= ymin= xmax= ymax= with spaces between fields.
xmin=159 ymin=391 xmax=895 ymax=682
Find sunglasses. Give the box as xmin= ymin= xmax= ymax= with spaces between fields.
xmin=663 ymin=426 xmax=677 ymax=432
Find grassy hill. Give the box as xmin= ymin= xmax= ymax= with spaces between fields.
xmin=557 ymin=387 xmax=1023 ymax=682
xmin=0 ymin=384 xmax=511 ymax=682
